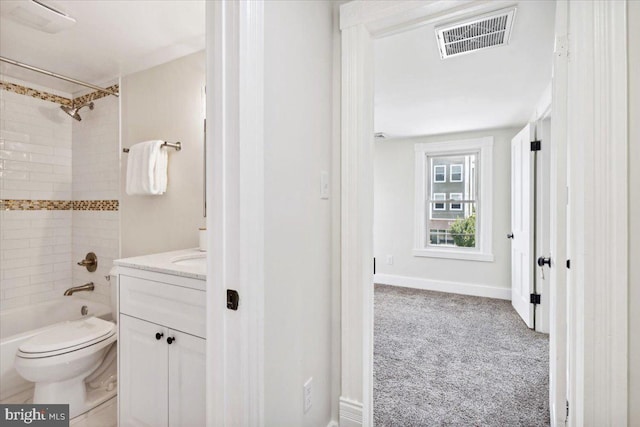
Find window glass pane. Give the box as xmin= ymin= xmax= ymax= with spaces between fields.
xmin=433 ymin=165 xmax=446 ymax=182
xmin=450 ymin=193 xmax=462 ymax=210
xmin=426 ymin=153 xmax=477 ymax=249
xmin=432 ymin=193 xmax=446 ymax=210
xmin=427 ymin=202 xmax=476 ymax=248
xmin=450 ymin=164 xmax=463 ymax=182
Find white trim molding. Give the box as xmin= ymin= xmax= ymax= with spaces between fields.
xmin=566 ymin=1 xmax=628 ymax=425
xmin=340 ymin=20 xmax=374 ymax=427
xmin=206 ymin=0 xmax=264 ymax=425
xmin=548 ymin=2 xmax=569 ymax=423
xmin=374 ymin=274 xmax=511 ymax=301
xmin=339 ymin=397 xmax=364 ymax=427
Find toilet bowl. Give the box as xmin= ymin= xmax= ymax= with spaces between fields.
xmin=14 ymin=316 xmax=117 ymax=419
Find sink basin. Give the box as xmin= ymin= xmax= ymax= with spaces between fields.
xmin=170 ymin=252 xmax=206 ymax=267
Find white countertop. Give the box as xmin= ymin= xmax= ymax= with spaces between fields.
xmin=114 ymin=248 xmax=206 ymax=280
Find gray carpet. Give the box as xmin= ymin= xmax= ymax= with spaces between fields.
xmin=374 ymin=284 xmax=549 ymax=427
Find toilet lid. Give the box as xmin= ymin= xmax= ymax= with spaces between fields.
xmin=19 ymin=317 xmax=116 ymax=355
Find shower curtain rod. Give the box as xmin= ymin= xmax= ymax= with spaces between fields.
xmin=0 ymin=56 xmax=119 ymax=97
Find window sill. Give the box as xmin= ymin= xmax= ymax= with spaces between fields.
xmin=412 ymin=248 xmax=494 ymax=262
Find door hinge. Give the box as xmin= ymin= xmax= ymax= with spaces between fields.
xmin=530 ymin=293 xmax=541 ymax=305
xmin=530 ymin=140 xmax=541 ymax=151
xmin=373 ymin=257 xmax=376 ymax=275
xmin=566 ymin=400 xmax=570 ymax=418
xmin=566 ymin=259 xmax=571 ymax=269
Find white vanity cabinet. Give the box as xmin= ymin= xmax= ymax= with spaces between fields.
xmin=115 ymin=258 xmax=206 ymax=427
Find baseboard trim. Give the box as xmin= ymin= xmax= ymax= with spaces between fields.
xmin=374 ymin=273 xmax=511 ymax=300
xmin=339 ymin=397 xmax=363 ymax=427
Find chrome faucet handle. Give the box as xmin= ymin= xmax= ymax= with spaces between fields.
xmin=77 ymin=252 xmax=98 ymax=272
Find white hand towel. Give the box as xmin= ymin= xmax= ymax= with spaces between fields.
xmin=125 ymin=140 xmax=168 ymax=195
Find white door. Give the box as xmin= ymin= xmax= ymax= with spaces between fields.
xmin=511 ymin=124 xmax=535 ymax=328
xmin=168 ymin=330 xmax=206 ymax=427
xmin=535 ymin=117 xmax=552 ymax=334
xmin=120 ymin=315 xmax=169 ymax=427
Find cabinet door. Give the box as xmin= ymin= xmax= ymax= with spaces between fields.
xmin=120 ymin=315 xmax=169 ymax=427
xmin=168 ymin=330 xmax=206 ymax=427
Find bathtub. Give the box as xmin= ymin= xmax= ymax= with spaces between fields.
xmin=0 ymin=297 xmax=111 ymax=402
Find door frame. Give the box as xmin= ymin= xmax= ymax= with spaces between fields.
xmin=205 ymin=1 xmax=265 ymax=425
xmin=564 ymin=1 xmax=628 ymax=425
xmin=339 ymin=1 xmax=628 ymax=426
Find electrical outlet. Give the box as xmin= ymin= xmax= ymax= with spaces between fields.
xmin=303 ymin=377 xmax=313 ymax=413
xmin=386 ymin=255 xmax=393 ymax=265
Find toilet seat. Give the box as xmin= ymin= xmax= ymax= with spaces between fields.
xmin=17 ymin=317 xmax=116 ymax=359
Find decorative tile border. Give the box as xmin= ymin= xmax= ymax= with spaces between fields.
xmin=0 ymin=81 xmax=73 ymax=106
xmin=0 ymin=199 xmax=72 ymax=210
xmin=0 ymin=200 xmax=118 ymax=211
xmin=74 ymin=84 xmax=119 ymax=106
xmin=0 ymin=81 xmax=118 ymax=107
xmin=73 ymin=200 xmax=119 ymax=211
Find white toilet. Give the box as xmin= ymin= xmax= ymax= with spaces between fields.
xmin=14 ymin=274 xmax=119 ymax=419
xmin=14 ymin=317 xmax=116 ymax=418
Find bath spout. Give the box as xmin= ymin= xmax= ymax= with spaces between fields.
xmin=64 ymin=282 xmax=95 ymax=296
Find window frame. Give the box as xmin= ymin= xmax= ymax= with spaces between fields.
xmin=433 ymin=165 xmax=446 ymax=183
xmin=432 ymin=192 xmax=446 ymax=211
xmin=450 ymin=163 xmax=463 ymax=182
xmin=449 ymin=192 xmax=463 ymax=211
xmin=413 ymin=137 xmax=494 ymax=262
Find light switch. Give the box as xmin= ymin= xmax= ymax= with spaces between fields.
xmin=320 ymin=171 xmax=329 ymax=199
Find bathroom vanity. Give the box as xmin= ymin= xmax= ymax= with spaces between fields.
xmin=113 ymin=249 xmax=206 ymax=427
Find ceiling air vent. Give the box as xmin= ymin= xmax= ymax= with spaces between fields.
xmin=0 ymin=0 xmax=76 ymax=34
xmin=435 ymin=7 xmax=516 ymax=59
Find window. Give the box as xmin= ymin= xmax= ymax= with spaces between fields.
xmin=449 ymin=193 xmax=462 ymax=210
xmin=432 ymin=193 xmax=446 ymax=211
xmin=413 ymin=137 xmax=494 ymax=261
xmin=450 ymin=164 xmax=463 ymax=182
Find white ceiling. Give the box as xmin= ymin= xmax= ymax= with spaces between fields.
xmin=374 ymin=1 xmax=556 ymax=138
xmin=0 ymin=0 xmax=204 ymax=94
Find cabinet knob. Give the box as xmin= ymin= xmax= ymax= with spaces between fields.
xmin=167 ymin=336 xmax=175 ymax=345
xmin=155 ymin=332 xmax=164 ymax=340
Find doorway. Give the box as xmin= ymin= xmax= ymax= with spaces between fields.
xmin=371 ymin=3 xmax=555 ymax=419
xmin=338 ymin=1 xmax=569 ymax=426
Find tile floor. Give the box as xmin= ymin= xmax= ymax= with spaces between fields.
xmin=70 ymin=397 xmax=116 ymax=427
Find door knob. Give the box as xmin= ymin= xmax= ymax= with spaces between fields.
xmin=155 ymin=332 xmax=164 ymax=340
xmin=537 ymin=256 xmax=551 ymax=267
xmin=507 ymin=233 xmax=514 ymax=239
xmin=167 ymin=337 xmax=176 ymax=345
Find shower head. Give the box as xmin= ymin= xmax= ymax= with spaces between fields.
xmin=60 ymin=101 xmax=94 ymax=121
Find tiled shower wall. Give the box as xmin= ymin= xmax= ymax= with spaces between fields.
xmin=0 ymin=77 xmax=120 ymax=310
xmin=0 ymin=78 xmax=74 ymax=309
xmin=72 ymin=92 xmax=119 ymax=306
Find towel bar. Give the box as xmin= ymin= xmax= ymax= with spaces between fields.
xmin=123 ymin=141 xmax=181 ymax=153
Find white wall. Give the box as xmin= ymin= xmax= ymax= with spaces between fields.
xmin=628 ymin=1 xmax=639 ymax=423
xmin=373 ymin=127 xmax=518 ymax=297
xmin=72 ymin=91 xmax=119 ymax=306
xmin=120 ymin=51 xmax=205 ymax=258
xmin=263 ymin=1 xmax=334 ymax=425
xmin=0 ymin=78 xmax=73 ymax=310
